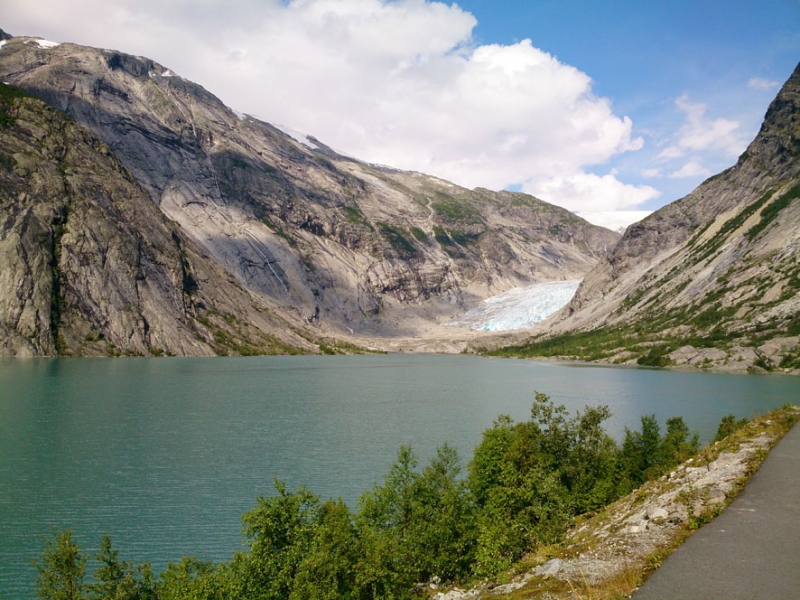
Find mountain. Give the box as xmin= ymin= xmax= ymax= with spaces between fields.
xmin=487 ymin=62 xmax=800 ymax=373
xmin=0 ymin=81 xmax=328 ymax=356
xmin=0 ymin=32 xmax=618 ymax=356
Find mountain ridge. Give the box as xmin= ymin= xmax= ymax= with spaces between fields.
xmin=0 ymin=31 xmax=618 ymax=356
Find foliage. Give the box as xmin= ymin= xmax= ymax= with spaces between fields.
xmin=156 ymin=558 xmax=227 ymax=600
xmin=291 ymin=499 xmax=359 ymax=600
xmin=34 ymin=394 xmax=720 ymax=599
xmin=713 ymin=414 xmax=749 ymax=443
xmin=356 ymin=444 xmax=476 ymax=595
xmin=235 ymin=482 xmax=320 ymax=600
xmin=618 ymin=415 xmax=699 ymax=492
xmin=377 ymin=222 xmax=418 ymax=258
xmin=468 ymin=393 xmax=618 ymax=576
xmin=34 ymin=530 xmax=87 ymax=600
xmin=89 ymin=534 xmax=148 ymax=600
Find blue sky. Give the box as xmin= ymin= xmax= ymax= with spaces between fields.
xmin=3 ymin=0 xmax=799 ymax=213
xmin=455 ymin=0 xmax=800 ymax=208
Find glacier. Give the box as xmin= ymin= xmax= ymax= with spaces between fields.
xmin=574 ymin=210 xmax=652 ymax=234
xmin=447 ymin=280 xmax=581 ymax=332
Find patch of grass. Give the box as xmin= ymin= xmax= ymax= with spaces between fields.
xmin=448 ymin=229 xmax=481 ymax=247
xmin=689 ymin=189 xmax=774 ymax=263
xmin=377 ymin=222 xmax=419 ymax=258
xmin=260 ymin=215 xmax=297 ymax=247
xmin=433 ymin=225 xmax=463 ymax=257
xmin=344 ymin=205 xmax=370 ymax=227
xmin=410 ymin=226 xmax=428 ymax=243
xmin=314 ymin=338 xmax=385 ymax=355
xmin=196 ymin=308 xmax=305 ymax=356
xmin=0 ymin=82 xmax=29 ymax=127
xmin=431 ymin=193 xmax=483 ymax=225
xmin=745 ymin=183 xmax=800 ymax=241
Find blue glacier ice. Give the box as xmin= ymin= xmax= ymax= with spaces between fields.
xmin=447 ymin=280 xmax=581 ymax=332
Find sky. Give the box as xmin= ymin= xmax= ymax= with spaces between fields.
xmin=2 ymin=1 xmax=799 ymax=213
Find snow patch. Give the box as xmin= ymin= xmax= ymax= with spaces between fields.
xmin=0 ymin=41 xmax=7 ymax=51
xmin=447 ymin=280 xmax=581 ymax=331
xmin=28 ymin=39 xmax=60 ymax=49
xmin=575 ymin=211 xmax=652 ymax=233
xmin=149 ymin=69 xmax=177 ymax=78
xmin=273 ymin=123 xmax=319 ymax=150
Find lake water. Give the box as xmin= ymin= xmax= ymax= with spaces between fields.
xmin=1 ymin=355 xmax=798 ymax=598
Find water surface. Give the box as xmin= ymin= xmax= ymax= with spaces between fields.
xmin=1 ymin=355 xmax=797 ymax=598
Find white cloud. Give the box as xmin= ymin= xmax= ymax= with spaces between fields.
xmin=523 ymin=171 xmax=660 ymax=212
xmin=656 ymin=94 xmax=746 ymax=161
xmin=641 ymin=168 xmax=661 ymax=178
xmin=669 ymin=160 xmax=711 ymax=179
xmin=748 ymin=77 xmax=780 ymax=91
xmin=3 ymin=0 xmax=656 ymax=211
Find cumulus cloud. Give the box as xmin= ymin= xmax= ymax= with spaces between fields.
xmin=748 ymin=77 xmax=780 ymax=91
xmin=523 ymin=171 xmax=660 ymax=212
xmin=669 ymin=160 xmax=711 ymax=179
xmin=3 ymin=0 xmax=658 ymax=211
xmin=641 ymin=168 xmax=662 ymax=178
xmin=656 ymin=95 xmax=746 ymax=161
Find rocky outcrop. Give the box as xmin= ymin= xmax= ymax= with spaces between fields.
xmin=0 ymin=33 xmax=618 ymax=354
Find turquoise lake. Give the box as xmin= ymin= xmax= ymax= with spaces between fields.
xmin=1 ymin=355 xmax=798 ymax=598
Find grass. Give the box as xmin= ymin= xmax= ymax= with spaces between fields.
xmin=431 ymin=192 xmax=483 ymax=225
xmin=0 ymin=82 xmax=29 ymax=128
xmin=195 ymin=308 xmax=306 ymax=356
xmin=377 ymin=222 xmax=419 ymax=258
xmin=314 ymin=337 xmax=385 ymax=355
xmin=745 ymin=183 xmax=800 ymax=241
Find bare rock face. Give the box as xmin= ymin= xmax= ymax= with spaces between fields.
xmin=0 ymin=83 xmax=315 ymax=356
xmin=0 ymin=34 xmax=618 ymax=353
xmin=540 ymin=62 xmax=800 ymax=371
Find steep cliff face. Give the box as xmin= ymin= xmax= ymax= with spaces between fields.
xmin=535 ymin=63 xmax=800 ymax=371
xmin=0 ymin=82 xmax=318 ymax=356
xmin=0 ymin=34 xmax=618 ymax=351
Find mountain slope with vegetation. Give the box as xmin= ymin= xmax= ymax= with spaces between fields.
xmin=483 ymin=62 xmax=800 ymax=372
xmin=0 ymin=31 xmax=618 ymax=355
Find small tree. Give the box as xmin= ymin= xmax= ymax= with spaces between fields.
xmin=619 ymin=414 xmax=663 ymax=488
xmin=713 ymin=414 xmax=749 ymax=442
xmin=88 ymin=534 xmax=140 ymax=600
xmin=34 ymin=530 xmax=87 ymax=600
xmin=291 ymin=499 xmax=358 ymax=600
xmin=157 ymin=557 xmax=227 ymax=600
xmin=236 ymin=481 xmax=320 ymax=600
xmin=355 ymin=445 xmax=422 ymax=598
xmin=662 ymin=417 xmax=700 ymax=466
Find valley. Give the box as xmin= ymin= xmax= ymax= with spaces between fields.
xmin=0 ymin=30 xmax=797 ymax=373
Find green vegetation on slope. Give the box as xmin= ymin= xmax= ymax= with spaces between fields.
xmin=482 ymin=285 xmax=800 ymax=369
xmin=34 ymin=393 xmax=713 ymax=600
